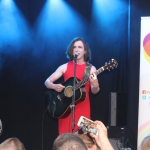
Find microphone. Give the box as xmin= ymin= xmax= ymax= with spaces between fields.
xmin=74 ymin=52 xmax=79 ymax=58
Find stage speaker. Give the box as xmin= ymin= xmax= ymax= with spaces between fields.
xmin=107 ymin=126 xmax=125 ymax=149
xmin=109 ymin=139 xmax=123 ymax=150
xmin=109 ymin=92 xmax=127 ymax=126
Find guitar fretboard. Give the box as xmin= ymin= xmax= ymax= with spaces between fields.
xmin=75 ymin=67 xmax=104 ymax=90
xmin=74 ymin=59 xmax=118 ymax=90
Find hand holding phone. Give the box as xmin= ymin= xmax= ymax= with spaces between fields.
xmin=77 ymin=116 xmax=98 ymax=135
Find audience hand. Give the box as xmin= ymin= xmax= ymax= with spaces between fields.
xmin=89 ymin=120 xmax=114 ymax=150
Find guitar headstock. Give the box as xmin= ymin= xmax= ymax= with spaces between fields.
xmin=103 ymin=59 xmax=118 ymax=71
xmin=95 ymin=59 xmax=118 ymax=75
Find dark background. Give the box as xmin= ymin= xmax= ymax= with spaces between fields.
xmin=0 ymin=0 xmax=150 ymax=149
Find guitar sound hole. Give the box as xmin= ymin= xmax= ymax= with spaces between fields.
xmin=64 ymin=86 xmax=73 ymax=98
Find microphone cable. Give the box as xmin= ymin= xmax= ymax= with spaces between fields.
xmin=125 ymin=138 xmax=129 ymax=148
xmin=42 ymin=109 xmax=48 ymax=150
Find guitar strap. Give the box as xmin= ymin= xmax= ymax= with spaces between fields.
xmin=83 ymin=62 xmax=92 ymax=78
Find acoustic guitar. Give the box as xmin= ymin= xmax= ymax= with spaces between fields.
xmin=45 ymin=59 xmax=118 ymax=118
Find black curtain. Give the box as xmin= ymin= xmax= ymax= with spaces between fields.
xmin=0 ymin=0 xmax=150 ymax=149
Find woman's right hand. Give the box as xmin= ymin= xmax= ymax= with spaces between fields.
xmin=54 ymin=84 xmax=65 ymax=92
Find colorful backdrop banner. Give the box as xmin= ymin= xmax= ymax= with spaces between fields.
xmin=138 ymin=17 xmax=150 ymax=149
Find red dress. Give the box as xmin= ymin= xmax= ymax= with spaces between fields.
xmin=58 ymin=61 xmax=91 ymax=134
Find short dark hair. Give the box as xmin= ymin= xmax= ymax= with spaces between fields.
xmin=52 ymin=133 xmax=87 ymax=150
xmin=66 ymin=37 xmax=91 ymax=62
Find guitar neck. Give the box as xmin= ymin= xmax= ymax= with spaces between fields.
xmin=75 ymin=66 xmax=104 ymax=89
xmin=95 ymin=66 xmax=105 ymax=75
xmin=75 ymin=59 xmax=118 ymax=89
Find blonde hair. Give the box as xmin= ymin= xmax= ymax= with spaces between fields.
xmin=140 ymin=136 xmax=150 ymax=150
xmin=0 ymin=137 xmax=25 ymax=150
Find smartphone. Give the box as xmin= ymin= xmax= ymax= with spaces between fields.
xmin=77 ymin=116 xmax=98 ymax=135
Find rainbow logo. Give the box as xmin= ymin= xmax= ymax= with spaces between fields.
xmin=143 ymin=33 xmax=150 ymax=63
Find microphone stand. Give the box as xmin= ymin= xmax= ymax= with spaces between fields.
xmin=70 ymin=56 xmax=77 ymax=133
